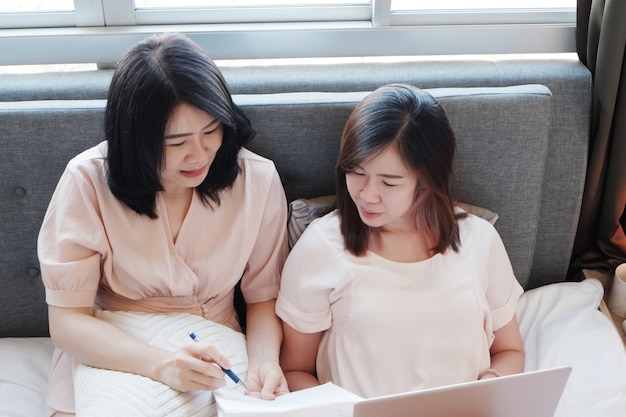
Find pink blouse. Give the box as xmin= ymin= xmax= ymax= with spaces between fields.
xmin=38 ymin=142 xmax=288 ymax=413
xmin=277 ymin=211 xmax=523 ymax=398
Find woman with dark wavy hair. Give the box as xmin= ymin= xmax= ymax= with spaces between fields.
xmin=38 ymin=33 xmax=288 ymax=416
xmin=277 ymin=84 xmax=524 ymax=398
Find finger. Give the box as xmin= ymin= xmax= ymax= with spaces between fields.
xmin=187 ymin=342 xmax=232 ymax=370
xmin=173 ymin=348 xmax=226 ymax=391
xmin=180 ymin=345 xmax=229 ymax=382
xmin=259 ymin=373 xmax=289 ymax=400
xmin=188 ymin=368 xmax=227 ymax=391
xmin=274 ymin=381 xmax=290 ymax=397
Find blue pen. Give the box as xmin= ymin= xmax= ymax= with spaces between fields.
xmin=188 ymin=331 xmax=248 ymax=392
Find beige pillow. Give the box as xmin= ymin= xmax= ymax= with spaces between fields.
xmin=455 ymin=201 xmax=499 ymax=225
xmin=287 ymin=195 xmax=336 ymax=249
xmin=287 ymin=195 xmax=498 ymax=248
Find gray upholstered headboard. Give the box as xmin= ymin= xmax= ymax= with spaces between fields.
xmin=240 ymin=85 xmax=553 ymax=290
xmin=3 ymin=56 xmax=591 ymax=286
xmin=0 ymin=83 xmax=583 ymax=337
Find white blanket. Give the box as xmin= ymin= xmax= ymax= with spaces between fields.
xmin=517 ymin=279 xmax=626 ymax=417
xmin=1 ymin=279 xmax=625 ymax=417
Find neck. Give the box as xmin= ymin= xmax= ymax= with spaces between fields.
xmin=369 ymin=228 xmax=435 ymax=263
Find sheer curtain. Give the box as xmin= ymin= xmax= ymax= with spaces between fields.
xmin=570 ymin=0 xmax=626 ymax=279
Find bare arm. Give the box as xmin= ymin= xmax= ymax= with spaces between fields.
xmin=279 ymin=322 xmax=323 ymax=391
xmin=48 ymin=305 xmax=231 ymax=391
xmin=483 ymin=315 xmax=525 ymax=379
xmin=244 ymin=299 xmax=289 ymax=399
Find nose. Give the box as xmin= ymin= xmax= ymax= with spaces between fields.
xmin=359 ymin=177 xmax=380 ymax=203
xmin=184 ymin=136 xmax=208 ymax=163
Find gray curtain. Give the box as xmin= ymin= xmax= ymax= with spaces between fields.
xmin=570 ymin=0 xmax=626 ymax=278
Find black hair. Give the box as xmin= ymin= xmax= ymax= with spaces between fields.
xmin=105 ymin=32 xmax=255 ymax=218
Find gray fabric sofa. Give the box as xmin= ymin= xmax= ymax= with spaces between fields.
xmin=0 ymin=55 xmax=593 ymax=415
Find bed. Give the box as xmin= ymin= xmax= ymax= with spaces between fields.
xmin=1 ymin=56 xmax=625 ymax=416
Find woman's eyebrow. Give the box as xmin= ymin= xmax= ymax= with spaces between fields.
xmin=378 ymin=173 xmax=404 ymax=179
xmin=164 ymin=119 xmax=220 ymax=139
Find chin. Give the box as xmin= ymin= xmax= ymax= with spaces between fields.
xmin=359 ymin=216 xmax=384 ymax=228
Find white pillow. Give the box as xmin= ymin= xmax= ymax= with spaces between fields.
xmin=517 ymin=279 xmax=626 ymax=417
xmin=74 ymin=311 xmax=248 ymax=417
xmin=0 ymin=337 xmax=54 ymax=417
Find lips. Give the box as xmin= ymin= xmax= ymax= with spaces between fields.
xmin=359 ymin=206 xmax=381 ymax=220
xmin=180 ymin=166 xmax=207 ymax=178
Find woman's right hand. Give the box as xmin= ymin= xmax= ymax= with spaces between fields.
xmin=159 ymin=340 xmax=233 ymax=392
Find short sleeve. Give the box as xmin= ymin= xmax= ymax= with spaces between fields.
xmin=239 ymin=163 xmax=289 ymax=303
xmin=484 ymin=226 xmax=524 ymax=330
xmin=276 ymin=216 xmax=341 ymax=333
xmin=37 ymin=162 xmax=108 ymax=308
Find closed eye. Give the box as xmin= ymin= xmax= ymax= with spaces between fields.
xmin=204 ymin=121 xmax=223 ymax=135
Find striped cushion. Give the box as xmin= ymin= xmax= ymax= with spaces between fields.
xmin=74 ymin=311 xmax=247 ymax=417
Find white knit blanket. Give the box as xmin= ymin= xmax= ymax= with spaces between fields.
xmin=73 ymin=311 xmax=248 ymax=417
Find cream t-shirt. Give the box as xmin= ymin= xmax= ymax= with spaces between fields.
xmin=276 ymin=210 xmax=523 ymax=399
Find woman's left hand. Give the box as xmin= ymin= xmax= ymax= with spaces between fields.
xmin=244 ymin=360 xmax=289 ymax=399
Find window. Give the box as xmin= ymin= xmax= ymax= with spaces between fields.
xmin=0 ymin=1 xmax=577 ymax=67
xmin=0 ymin=1 xmax=73 ymax=12
xmin=0 ymin=0 xmax=75 ymax=28
xmin=389 ymin=0 xmax=575 ymax=26
xmin=118 ymin=0 xmax=371 ymax=25
xmin=391 ymin=0 xmax=574 ymax=10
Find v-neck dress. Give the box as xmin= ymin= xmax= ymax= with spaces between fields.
xmin=276 ymin=210 xmax=523 ymax=399
xmin=38 ymin=141 xmax=288 ymax=413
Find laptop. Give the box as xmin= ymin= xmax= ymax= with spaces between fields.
xmin=353 ymin=367 xmax=571 ymax=417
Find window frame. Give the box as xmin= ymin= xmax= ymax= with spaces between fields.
xmin=0 ymin=0 xmax=577 ymax=67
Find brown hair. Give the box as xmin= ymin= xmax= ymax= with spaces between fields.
xmin=335 ymin=84 xmax=465 ymax=256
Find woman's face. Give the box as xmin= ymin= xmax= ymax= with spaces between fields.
xmin=160 ymin=102 xmax=223 ymax=196
xmin=345 ymin=144 xmax=419 ymax=233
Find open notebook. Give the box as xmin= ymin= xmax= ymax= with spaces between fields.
xmin=214 ymin=367 xmax=571 ymax=417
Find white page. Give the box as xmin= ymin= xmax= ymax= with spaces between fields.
xmin=214 ymin=382 xmax=362 ymax=417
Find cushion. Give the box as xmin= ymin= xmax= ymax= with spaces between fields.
xmin=287 ymin=195 xmax=336 ymax=248
xmin=0 ymin=337 xmax=54 ymax=417
xmin=455 ymin=202 xmax=499 ymax=225
xmin=517 ymin=279 xmax=626 ymax=417
xmin=287 ymin=195 xmax=498 ymax=249
xmin=73 ymin=311 xmax=248 ymax=417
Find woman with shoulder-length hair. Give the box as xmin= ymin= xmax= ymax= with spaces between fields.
xmin=38 ymin=33 xmax=289 ymax=416
xmin=105 ymin=32 xmax=253 ymax=215
xmin=277 ymin=83 xmax=524 ymax=398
